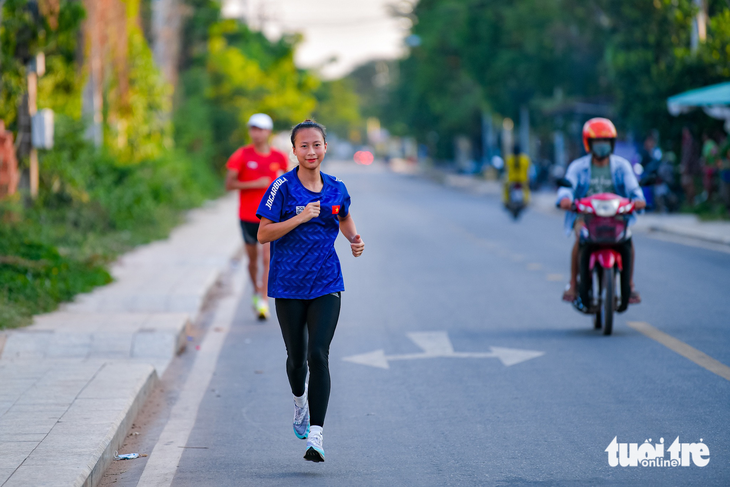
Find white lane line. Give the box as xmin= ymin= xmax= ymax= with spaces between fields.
xmin=628 ymin=321 xmax=730 ymax=382
xmin=136 ymin=272 xmax=246 ymax=487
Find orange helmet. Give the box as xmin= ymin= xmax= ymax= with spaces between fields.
xmin=582 ymin=118 xmax=617 ymax=153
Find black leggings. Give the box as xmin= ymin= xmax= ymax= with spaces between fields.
xmin=275 ymin=293 xmax=341 ymax=427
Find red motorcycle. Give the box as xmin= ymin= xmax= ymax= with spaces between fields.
xmin=569 ymin=192 xmax=635 ymax=335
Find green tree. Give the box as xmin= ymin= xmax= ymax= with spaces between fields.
xmin=1 ymin=0 xmax=86 ymax=127
xmin=366 ymin=0 xmax=730 ymax=160
xmin=313 ymin=78 xmax=361 ymax=140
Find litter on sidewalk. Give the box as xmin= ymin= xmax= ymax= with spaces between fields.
xmin=114 ymin=451 xmax=140 ymax=460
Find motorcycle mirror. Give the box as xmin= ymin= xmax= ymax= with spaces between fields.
xmin=556 ymin=177 xmax=573 ymax=188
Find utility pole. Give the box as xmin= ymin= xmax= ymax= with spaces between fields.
xmin=0 ymin=0 xmax=4 ymax=63
xmin=691 ymin=0 xmax=707 ymax=53
xmin=81 ymin=0 xmax=103 ymax=147
xmin=481 ymin=110 xmax=494 ymax=168
xmin=27 ymin=53 xmax=46 ymax=199
xmin=152 ymin=0 xmax=182 ymax=86
xmin=28 ymin=67 xmax=38 ymax=198
xmin=519 ymin=105 xmax=530 ymax=157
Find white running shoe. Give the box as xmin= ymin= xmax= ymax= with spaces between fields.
xmin=304 ymin=428 xmax=324 ymax=462
xmin=293 ymin=395 xmax=309 ymax=439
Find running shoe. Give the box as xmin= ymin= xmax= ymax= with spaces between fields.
xmin=304 ymin=429 xmax=324 ymax=462
xmin=293 ymin=394 xmax=309 ymax=439
xmin=256 ymin=299 xmax=270 ymax=320
xmin=251 ymin=294 xmax=260 ymax=311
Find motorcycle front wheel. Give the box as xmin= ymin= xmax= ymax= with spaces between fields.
xmin=592 ymin=268 xmax=602 ymax=329
xmin=602 ymin=268 xmax=615 ymax=336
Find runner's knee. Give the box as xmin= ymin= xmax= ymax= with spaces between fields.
xmin=287 ymin=353 xmax=307 ymax=371
xmin=307 ymin=347 xmax=329 ymax=372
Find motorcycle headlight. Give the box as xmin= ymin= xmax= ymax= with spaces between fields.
xmin=592 ymin=199 xmax=620 ymax=217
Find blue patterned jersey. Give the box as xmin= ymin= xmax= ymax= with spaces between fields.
xmin=256 ymin=167 xmax=351 ymax=299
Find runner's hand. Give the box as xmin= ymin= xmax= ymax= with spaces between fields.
xmin=559 ymin=197 xmax=572 ymax=210
xmin=634 ymin=200 xmax=646 ymax=210
xmin=350 ymin=234 xmax=364 ymax=257
xmin=253 ymin=176 xmax=271 ymax=188
xmin=299 ymin=201 xmax=320 ymax=223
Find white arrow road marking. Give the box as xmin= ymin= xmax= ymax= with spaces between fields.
xmin=343 ymin=331 xmax=544 ymax=369
xmin=407 ymin=331 xmax=454 ymax=354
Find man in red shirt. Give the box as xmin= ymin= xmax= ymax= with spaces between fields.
xmin=225 ymin=113 xmax=288 ymax=319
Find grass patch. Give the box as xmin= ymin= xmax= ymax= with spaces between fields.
xmin=0 ymin=117 xmax=223 ymax=330
xmin=686 ymin=200 xmax=730 ymax=221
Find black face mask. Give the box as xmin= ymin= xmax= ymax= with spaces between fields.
xmin=591 ymin=141 xmax=612 ymax=159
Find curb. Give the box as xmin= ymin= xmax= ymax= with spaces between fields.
xmin=82 ymin=365 xmax=159 ymax=487
xmin=0 ymin=313 xmax=192 ymax=365
xmin=645 ymin=224 xmax=730 ymax=246
xmin=78 ymin=270 xmax=229 ymax=487
xmin=0 ymin=362 xmax=158 ymax=487
xmin=78 ymin=253 xmax=240 ymax=487
xmin=75 ymin=277 xmax=222 ymax=487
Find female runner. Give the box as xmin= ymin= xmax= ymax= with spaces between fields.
xmin=257 ymin=120 xmax=364 ymax=462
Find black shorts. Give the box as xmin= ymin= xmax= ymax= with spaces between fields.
xmin=239 ymin=220 xmax=260 ymax=245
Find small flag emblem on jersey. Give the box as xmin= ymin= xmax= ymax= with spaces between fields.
xmin=332 ymin=205 xmax=340 ymax=214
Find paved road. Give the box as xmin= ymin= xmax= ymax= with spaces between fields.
xmin=121 ymin=162 xmax=730 ymax=486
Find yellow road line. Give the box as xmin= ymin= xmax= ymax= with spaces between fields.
xmin=628 ymin=321 xmax=730 ymax=382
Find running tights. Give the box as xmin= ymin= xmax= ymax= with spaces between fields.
xmin=275 ymin=293 xmax=341 ymax=427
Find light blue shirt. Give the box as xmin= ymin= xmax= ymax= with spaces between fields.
xmin=556 ymin=154 xmax=645 ymax=236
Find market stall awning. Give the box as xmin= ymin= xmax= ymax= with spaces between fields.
xmin=667 ymin=81 xmax=730 ymax=115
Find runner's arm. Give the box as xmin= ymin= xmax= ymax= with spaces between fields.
xmin=339 ymin=213 xmax=364 ymax=257
xmin=258 ymin=202 xmax=320 ymax=244
xmin=225 ymin=170 xmax=270 ymax=191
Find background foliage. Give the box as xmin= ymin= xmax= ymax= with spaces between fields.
xmin=0 ymin=0 xmax=362 ymax=328
xmin=358 ymin=0 xmax=730 ymax=160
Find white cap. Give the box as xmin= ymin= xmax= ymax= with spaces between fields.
xmin=247 ymin=113 xmax=273 ymax=130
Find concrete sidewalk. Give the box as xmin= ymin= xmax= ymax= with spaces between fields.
xmin=403 ymin=163 xmax=730 ymax=247
xmin=0 ymin=194 xmax=242 ymax=487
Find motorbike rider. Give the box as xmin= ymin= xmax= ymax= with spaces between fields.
xmin=504 ymin=144 xmax=531 ymax=206
xmin=558 ymin=118 xmax=646 ymax=308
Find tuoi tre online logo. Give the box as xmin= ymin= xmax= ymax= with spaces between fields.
xmin=606 ymin=437 xmax=709 ymax=467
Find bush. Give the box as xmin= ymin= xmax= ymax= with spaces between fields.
xmin=0 ymin=116 xmax=222 ymax=329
